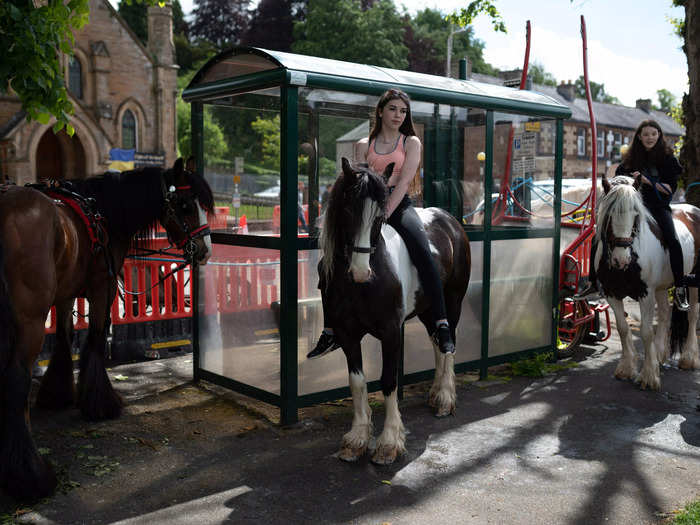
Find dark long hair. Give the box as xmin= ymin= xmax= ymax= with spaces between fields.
xmin=368 ymin=88 xmax=417 ymax=142
xmin=622 ymin=119 xmax=673 ymax=170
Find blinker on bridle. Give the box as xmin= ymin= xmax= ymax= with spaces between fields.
xmin=161 ymin=176 xmax=211 ymax=262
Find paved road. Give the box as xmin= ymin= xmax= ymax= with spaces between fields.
xmin=5 ymin=299 xmax=700 ymax=525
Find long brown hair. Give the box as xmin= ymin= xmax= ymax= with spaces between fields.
xmin=622 ymin=119 xmax=673 ymax=170
xmin=368 ymin=88 xmax=417 ymax=142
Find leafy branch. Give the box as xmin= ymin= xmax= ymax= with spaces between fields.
xmin=445 ymin=0 xmax=507 ymax=34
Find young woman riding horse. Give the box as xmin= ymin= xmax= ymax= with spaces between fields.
xmin=578 ymin=119 xmax=689 ymax=310
xmin=0 ymin=158 xmax=213 ymax=500
xmin=309 ymin=88 xmax=456 ymax=359
xmin=318 ymin=157 xmax=470 ymax=464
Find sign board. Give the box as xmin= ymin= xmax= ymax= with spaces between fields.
xmin=232 ymin=193 xmax=241 ymax=209
xmin=525 ymin=121 xmax=541 ymax=132
xmin=134 ymin=151 xmax=165 ymax=167
xmin=234 ymin=157 xmax=244 ymax=175
xmin=233 ymin=175 xmax=241 ymax=184
xmin=512 ymin=157 xmax=536 ymax=173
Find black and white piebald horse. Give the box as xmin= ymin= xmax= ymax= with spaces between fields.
xmin=595 ymin=175 xmax=700 ymax=390
xmin=319 ymin=158 xmax=470 ymax=464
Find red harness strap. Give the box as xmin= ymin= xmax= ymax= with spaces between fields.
xmin=47 ymin=191 xmax=106 ymax=252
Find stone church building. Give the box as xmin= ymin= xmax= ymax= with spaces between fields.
xmin=0 ymin=0 xmax=177 ymax=185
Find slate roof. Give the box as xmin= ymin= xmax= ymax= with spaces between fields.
xmin=470 ymin=72 xmax=683 ymax=136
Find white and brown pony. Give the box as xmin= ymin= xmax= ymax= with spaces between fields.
xmin=319 ymin=159 xmax=470 ymax=464
xmin=595 ymin=175 xmax=700 ymax=390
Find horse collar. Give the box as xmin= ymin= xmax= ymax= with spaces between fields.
xmin=352 ymin=246 xmax=375 ymax=254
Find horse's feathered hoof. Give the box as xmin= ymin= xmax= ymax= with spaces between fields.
xmin=338 ymin=444 xmax=367 ymax=462
xmin=434 ymin=406 xmax=455 ymax=418
xmin=371 ymin=445 xmax=400 ymax=465
xmin=1 ymin=456 xmax=57 ymax=502
xmin=678 ymin=357 xmax=700 ymax=370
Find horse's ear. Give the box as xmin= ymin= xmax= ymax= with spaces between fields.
xmin=173 ymin=157 xmax=184 ymax=176
xmin=602 ymin=175 xmax=611 ymax=195
xmin=383 ymin=163 xmax=394 ymax=182
xmin=341 ymin=157 xmax=353 ymax=175
xmin=185 ymin=156 xmax=195 ymax=172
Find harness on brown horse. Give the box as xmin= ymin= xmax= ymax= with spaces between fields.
xmin=27 ymin=180 xmax=114 ymax=276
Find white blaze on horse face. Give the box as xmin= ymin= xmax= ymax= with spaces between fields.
xmin=196 ymin=201 xmax=212 ymax=265
xmin=610 ymin=212 xmax=636 ymax=269
xmin=349 ymin=197 xmax=379 ymax=282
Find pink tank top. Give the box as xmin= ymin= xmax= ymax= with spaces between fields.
xmin=367 ymin=134 xmax=406 ymax=178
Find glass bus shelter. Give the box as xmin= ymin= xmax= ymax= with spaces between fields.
xmin=182 ymin=47 xmax=573 ymax=424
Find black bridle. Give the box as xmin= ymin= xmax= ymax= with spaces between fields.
xmin=160 ymin=175 xmax=211 ymax=263
xmin=604 ymin=214 xmax=640 ymax=249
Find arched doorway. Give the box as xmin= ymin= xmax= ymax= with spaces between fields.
xmin=35 ymin=128 xmax=87 ymax=181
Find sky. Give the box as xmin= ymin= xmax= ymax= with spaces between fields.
xmin=138 ymin=0 xmax=687 ymax=108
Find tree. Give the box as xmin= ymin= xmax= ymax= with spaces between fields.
xmin=0 ymin=0 xmax=92 ymax=135
xmin=655 ymin=88 xmax=677 ymax=114
xmin=529 ymin=62 xmax=557 ymax=87
xmin=250 ymin=115 xmax=281 ymax=170
xmin=241 ymin=0 xmax=307 ymax=52
xmin=292 ymin=0 xmax=408 ymax=69
xmin=445 ymin=0 xmax=506 ymax=34
xmin=189 ymin=0 xmax=250 ymax=49
xmin=403 ymin=8 xmax=496 ymax=76
xmin=118 ymin=1 xmax=148 ymax=45
xmin=574 ymin=76 xmax=620 ymax=104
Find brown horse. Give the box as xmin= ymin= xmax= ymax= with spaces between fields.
xmin=0 ymin=158 xmax=213 ymax=501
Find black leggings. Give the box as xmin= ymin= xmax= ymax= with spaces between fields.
xmin=590 ymin=206 xmax=684 ymax=286
xmin=319 ymin=197 xmax=448 ymax=328
xmin=386 ymin=197 xmax=448 ymax=323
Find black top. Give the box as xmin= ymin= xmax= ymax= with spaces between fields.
xmin=615 ymin=154 xmax=682 ymax=209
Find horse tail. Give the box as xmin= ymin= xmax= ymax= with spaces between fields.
xmin=0 ymin=237 xmax=15 ymax=373
xmin=670 ymin=304 xmax=689 ymax=360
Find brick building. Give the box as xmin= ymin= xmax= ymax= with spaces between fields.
xmin=0 ymin=0 xmax=177 ymax=185
xmin=470 ymin=72 xmax=684 ymax=180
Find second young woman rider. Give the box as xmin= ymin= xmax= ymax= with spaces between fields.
xmin=308 ymin=88 xmax=456 ymax=358
xmin=576 ymin=119 xmax=688 ymax=310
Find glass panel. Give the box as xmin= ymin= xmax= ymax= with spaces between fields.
xmin=491 ymin=114 xmax=557 ymax=227
xmin=122 ymin=110 xmax=136 ymax=150
xmin=198 ymin=244 xmax=282 ymax=394
xmin=488 ymin=238 xmax=553 ymax=356
xmin=203 ymin=87 xmax=281 ymax=234
xmin=68 ymin=57 xmax=82 ymax=99
xmin=297 ymin=250 xmax=384 ymax=395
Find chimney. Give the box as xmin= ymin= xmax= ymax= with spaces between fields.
xmin=459 ymin=57 xmax=472 ymax=80
xmin=636 ymin=98 xmax=652 ymax=113
xmin=557 ymin=81 xmax=575 ymax=102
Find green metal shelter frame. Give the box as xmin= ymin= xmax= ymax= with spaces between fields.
xmin=183 ymin=47 xmax=572 ymax=424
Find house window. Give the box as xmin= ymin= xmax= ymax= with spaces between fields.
xmin=613 ymin=132 xmax=622 ymax=160
xmin=122 ymin=110 xmax=136 ymax=150
xmin=577 ymin=128 xmax=586 ymax=157
xmin=68 ymin=57 xmax=82 ymax=99
xmin=597 ymin=131 xmax=604 ymax=158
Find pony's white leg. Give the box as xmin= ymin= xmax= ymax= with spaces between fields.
xmin=609 ymin=297 xmax=637 ymax=380
xmin=428 ymin=341 xmax=456 ymax=417
xmin=338 ymin=370 xmax=373 ymax=462
xmin=372 ymin=388 xmax=406 ymax=465
xmin=654 ymin=288 xmax=672 ymax=366
xmin=679 ymin=287 xmax=700 ymax=370
xmin=637 ymin=294 xmax=661 ymax=390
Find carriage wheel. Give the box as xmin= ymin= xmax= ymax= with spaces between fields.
xmin=556 ymin=296 xmax=588 ymax=358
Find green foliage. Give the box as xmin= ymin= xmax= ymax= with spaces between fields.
xmin=574 ymin=76 xmax=620 ymax=104
xmin=656 ymin=88 xmax=678 ymax=114
xmin=250 ymin=115 xmax=281 ymax=170
xmin=0 ymin=0 xmax=92 ymax=135
xmin=668 ymin=501 xmax=700 ymax=524
xmin=508 ymin=352 xmax=579 ymax=378
xmin=118 ymin=1 xmax=148 ymax=44
xmin=405 ymin=8 xmax=496 ymax=76
xmin=292 ymin=0 xmax=408 ymax=68
xmin=445 ymin=0 xmax=507 ymax=34
xmin=529 ymin=62 xmax=557 ymax=87
xmin=176 ymin=96 xmax=228 ymax=159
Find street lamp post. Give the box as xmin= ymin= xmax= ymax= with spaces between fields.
xmin=446 ymin=26 xmax=468 ymax=77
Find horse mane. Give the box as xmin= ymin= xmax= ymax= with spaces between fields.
xmin=319 ymin=163 xmax=387 ymax=282
xmin=597 ymin=176 xmax=654 ymax=245
xmin=70 ymin=165 xmax=214 ymax=246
